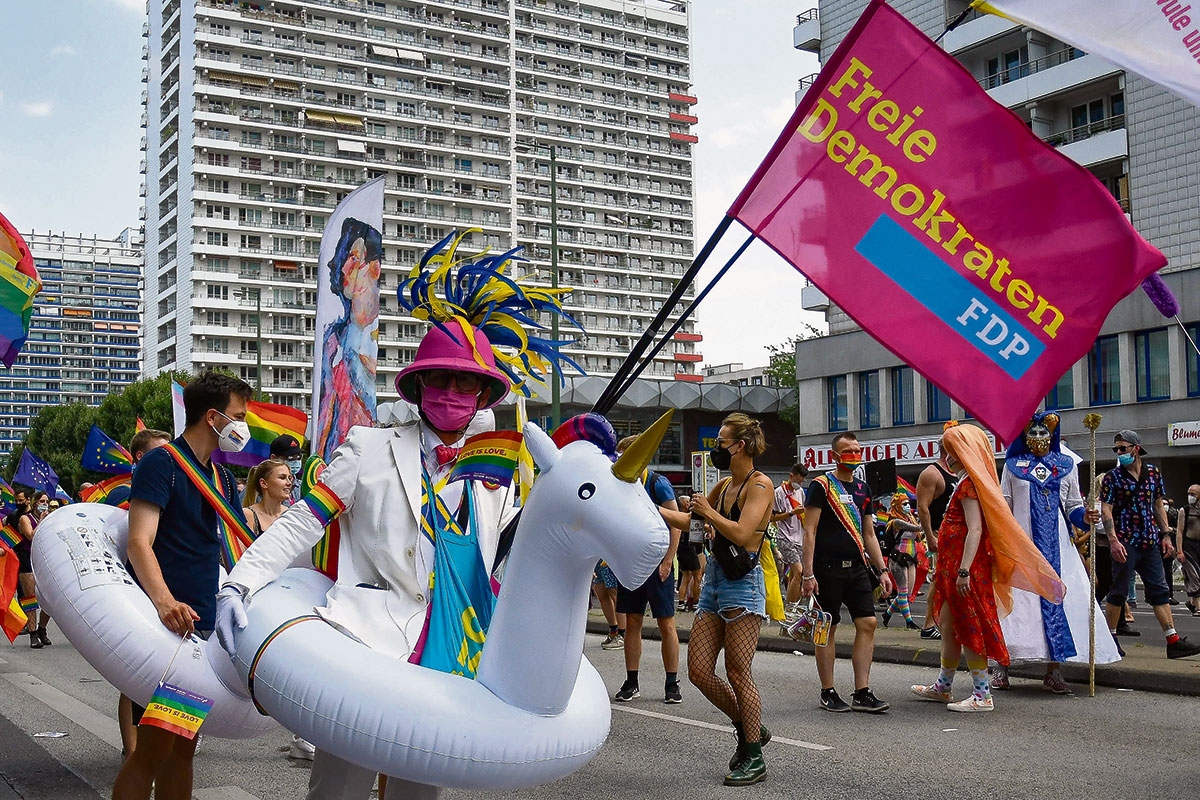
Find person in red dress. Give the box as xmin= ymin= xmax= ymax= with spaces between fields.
xmin=912 ymin=423 xmax=1065 ymax=712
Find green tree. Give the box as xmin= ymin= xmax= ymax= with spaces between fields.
xmin=4 ymin=402 xmax=97 ymax=497
xmin=764 ymin=324 xmax=824 ymax=430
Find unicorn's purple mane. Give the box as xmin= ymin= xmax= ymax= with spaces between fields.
xmin=551 ymin=413 xmax=618 ymax=460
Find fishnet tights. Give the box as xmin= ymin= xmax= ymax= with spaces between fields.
xmin=687 ymin=610 xmax=762 ymax=742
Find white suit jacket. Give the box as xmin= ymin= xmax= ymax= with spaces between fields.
xmin=225 ymin=420 xmax=513 ymax=660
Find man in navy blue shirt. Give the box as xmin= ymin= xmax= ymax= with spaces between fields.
xmin=612 ymin=435 xmax=682 ymax=704
xmin=113 ymin=372 xmax=253 ymax=800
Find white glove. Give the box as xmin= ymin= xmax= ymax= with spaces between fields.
xmin=215 ymin=585 xmax=248 ymax=659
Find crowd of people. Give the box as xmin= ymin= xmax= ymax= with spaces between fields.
xmin=9 ymin=368 xmax=1200 ymax=795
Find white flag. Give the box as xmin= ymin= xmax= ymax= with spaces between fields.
xmin=976 ymin=1 xmax=1200 ymax=109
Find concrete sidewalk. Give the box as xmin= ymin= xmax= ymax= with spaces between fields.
xmin=587 ymin=608 xmax=1200 ymax=696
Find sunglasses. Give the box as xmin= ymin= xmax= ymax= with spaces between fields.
xmin=1112 ymin=445 xmax=1135 ymax=454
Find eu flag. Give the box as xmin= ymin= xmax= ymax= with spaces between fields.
xmin=13 ymin=449 xmax=58 ymax=495
xmin=82 ymin=425 xmax=133 ymax=475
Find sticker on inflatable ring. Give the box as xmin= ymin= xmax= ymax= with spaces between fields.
xmin=482 ymin=479 xmax=502 ymax=490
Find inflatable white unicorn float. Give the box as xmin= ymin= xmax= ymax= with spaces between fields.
xmin=31 ymin=410 xmax=670 ymax=789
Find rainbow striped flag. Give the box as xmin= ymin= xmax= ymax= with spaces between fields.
xmin=18 ymin=594 xmax=36 ymax=614
xmin=0 ymin=524 xmax=20 ymax=550
xmin=0 ymin=211 xmax=41 ymax=368
xmin=897 ymin=477 xmax=917 ymax=499
xmin=81 ymin=473 xmax=133 ymax=508
xmin=448 ymin=431 xmax=523 ymax=487
xmin=212 ymin=401 xmax=308 ymax=469
xmin=2 ymin=596 xmax=26 ymax=643
xmin=0 ymin=476 xmax=16 ymax=512
xmin=138 ymin=682 xmax=214 ymax=740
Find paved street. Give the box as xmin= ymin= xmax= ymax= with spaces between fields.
xmin=0 ymin=621 xmax=1198 ymax=799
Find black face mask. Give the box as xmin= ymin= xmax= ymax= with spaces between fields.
xmin=710 ymin=443 xmax=734 ymax=471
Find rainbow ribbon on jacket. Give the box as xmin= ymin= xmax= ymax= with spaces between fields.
xmin=161 ymin=443 xmax=256 ymax=567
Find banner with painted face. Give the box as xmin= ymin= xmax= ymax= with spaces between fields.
xmin=729 ymin=0 xmax=1165 ymax=443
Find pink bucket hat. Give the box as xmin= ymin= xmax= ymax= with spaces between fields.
xmin=395 ymin=316 xmax=510 ymax=408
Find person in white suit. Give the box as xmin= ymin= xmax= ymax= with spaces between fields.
xmin=216 ymin=317 xmax=516 ymax=800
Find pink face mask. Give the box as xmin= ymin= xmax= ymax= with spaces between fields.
xmin=421 ymin=385 xmax=479 ymax=432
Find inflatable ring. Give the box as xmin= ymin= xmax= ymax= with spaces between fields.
xmin=31 ymin=503 xmax=276 ymax=739
xmin=229 ymin=420 xmax=670 ymax=789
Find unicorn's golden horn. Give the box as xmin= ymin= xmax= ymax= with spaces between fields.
xmin=612 ymin=410 xmax=675 ymax=483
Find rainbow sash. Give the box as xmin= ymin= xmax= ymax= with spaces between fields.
xmin=162 ymin=443 xmax=255 ymax=567
xmin=813 ymin=474 xmax=868 ymax=555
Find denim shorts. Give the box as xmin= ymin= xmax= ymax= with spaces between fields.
xmin=697 ymin=560 xmax=766 ymax=621
xmin=1106 ymin=544 xmax=1170 ymax=607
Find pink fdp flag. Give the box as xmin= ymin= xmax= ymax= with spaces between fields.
xmin=729 ymin=0 xmax=1166 ymax=444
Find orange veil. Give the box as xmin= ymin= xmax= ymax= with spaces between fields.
xmin=942 ymin=423 xmax=1066 ymax=616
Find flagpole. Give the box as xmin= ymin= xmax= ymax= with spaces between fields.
xmin=592 ymin=215 xmax=735 ymax=414
xmin=602 ymin=233 xmax=756 ymax=409
xmin=1083 ymin=412 xmax=1102 ymax=698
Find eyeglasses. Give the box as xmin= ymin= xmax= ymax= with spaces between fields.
xmin=1112 ymin=445 xmax=1134 ymax=454
xmin=420 ymin=370 xmax=484 ymax=393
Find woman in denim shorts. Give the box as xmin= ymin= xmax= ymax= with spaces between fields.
xmin=663 ymin=413 xmax=773 ymax=787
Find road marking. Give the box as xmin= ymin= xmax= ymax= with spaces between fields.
xmin=1 ymin=672 xmax=122 ymax=751
xmin=0 ymin=656 xmax=8 ymax=666
xmin=195 ymin=788 xmax=263 ymax=800
xmin=611 ymin=705 xmax=832 ymax=751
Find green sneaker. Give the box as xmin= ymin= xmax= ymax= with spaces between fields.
xmin=724 ymin=742 xmax=766 ymax=786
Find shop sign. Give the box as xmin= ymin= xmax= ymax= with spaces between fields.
xmin=799 ymin=431 xmax=1006 ymax=469
xmin=1168 ymin=421 xmax=1200 ymax=446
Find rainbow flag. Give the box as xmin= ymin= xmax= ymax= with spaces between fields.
xmin=0 ymin=476 xmax=16 ymax=512
xmin=448 ymin=431 xmax=523 ymax=488
xmin=212 ymin=401 xmax=308 ymax=469
xmin=0 ymin=524 xmax=20 ymax=550
xmin=82 ymin=425 xmax=134 ymax=475
xmin=18 ymin=594 xmax=36 ymax=614
xmin=2 ymin=596 xmax=26 ymax=643
xmin=81 ymin=473 xmax=133 ymax=508
xmin=0 ymin=211 xmax=41 ymax=368
xmin=897 ymin=476 xmax=917 ymax=500
xmin=138 ymin=682 xmax=214 ymax=740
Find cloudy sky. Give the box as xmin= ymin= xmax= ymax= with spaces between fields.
xmin=0 ymin=0 xmax=823 ymax=368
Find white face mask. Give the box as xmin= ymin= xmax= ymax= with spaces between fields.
xmin=36 ymin=503 xmax=49 ymax=514
xmin=212 ymin=410 xmax=251 ymax=453
xmin=1190 ymin=494 xmax=1199 ymax=505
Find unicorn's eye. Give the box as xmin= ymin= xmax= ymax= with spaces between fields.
xmin=578 ymin=483 xmax=596 ymax=500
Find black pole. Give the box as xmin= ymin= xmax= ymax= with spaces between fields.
xmin=608 ymin=233 xmax=755 ymax=403
xmin=592 ymin=214 xmax=735 ymax=415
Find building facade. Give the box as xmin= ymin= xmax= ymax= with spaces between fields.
xmin=792 ymin=1 xmax=1200 ymax=497
xmin=142 ymin=0 xmax=702 ymax=412
xmin=2 ymin=231 xmax=143 ymax=457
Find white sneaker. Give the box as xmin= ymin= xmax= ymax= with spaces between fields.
xmin=288 ymin=736 xmax=316 ymax=760
xmin=600 ymin=633 xmax=624 ymax=650
xmin=947 ymin=695 xmax=994 ymax=712
xmin=910 ymin=684 xmax=952 ymax=702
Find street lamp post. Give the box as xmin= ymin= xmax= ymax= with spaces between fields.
xmin=549 ymin=146 xmax=560 ymax=430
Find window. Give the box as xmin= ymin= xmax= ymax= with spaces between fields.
xmin=858 ymin=370 xmax=880 ymax=429
xmin=1135 ymin=328 xmax=1169 ymax=401
xmin=1045 ymin=370 xmax=1074 ymax=410
xmin=827 ymin=375 xmax=847 ymax=432
xmin=985 ymin=46 xmax=1029 ymax=88
xmin=926 ymin=381 xmax=951 ymax=423
xmin=1188 ymin=324 xmax=1200 ymax=397
xmin=1089 ymin=334 xmax=1120 ymax=405
xmin=890 ymin=366 xmax=914 ymax=426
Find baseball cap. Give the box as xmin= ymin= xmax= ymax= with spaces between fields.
xmin=270 ymin=434 xmax=303 ymax=460
xmin=1113 ymin=429 xmax=1146 ymax=455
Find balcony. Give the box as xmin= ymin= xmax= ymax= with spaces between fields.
xmin=794 ymin=8 xmax=820 ymax=53
xmin=796 ymin=72 xmax=819 ymax=105
xmin=1049 ymin=115 xmax=1128 ymax=167
xmin=942 ymin=8 xmax=1018 ymax=55
xmin=801 ymin=283 xmax=829 ymax=312
xmin=986 ymin=51 xmax=1122 ymax=108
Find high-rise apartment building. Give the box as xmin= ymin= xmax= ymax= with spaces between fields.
xmin=142 ymin=0 xmax=701 ymax=411
xmin=1 ymin=231 xmax=143 ymax=457
xmin=790 ymin=2 xmax=1200 ymax=493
